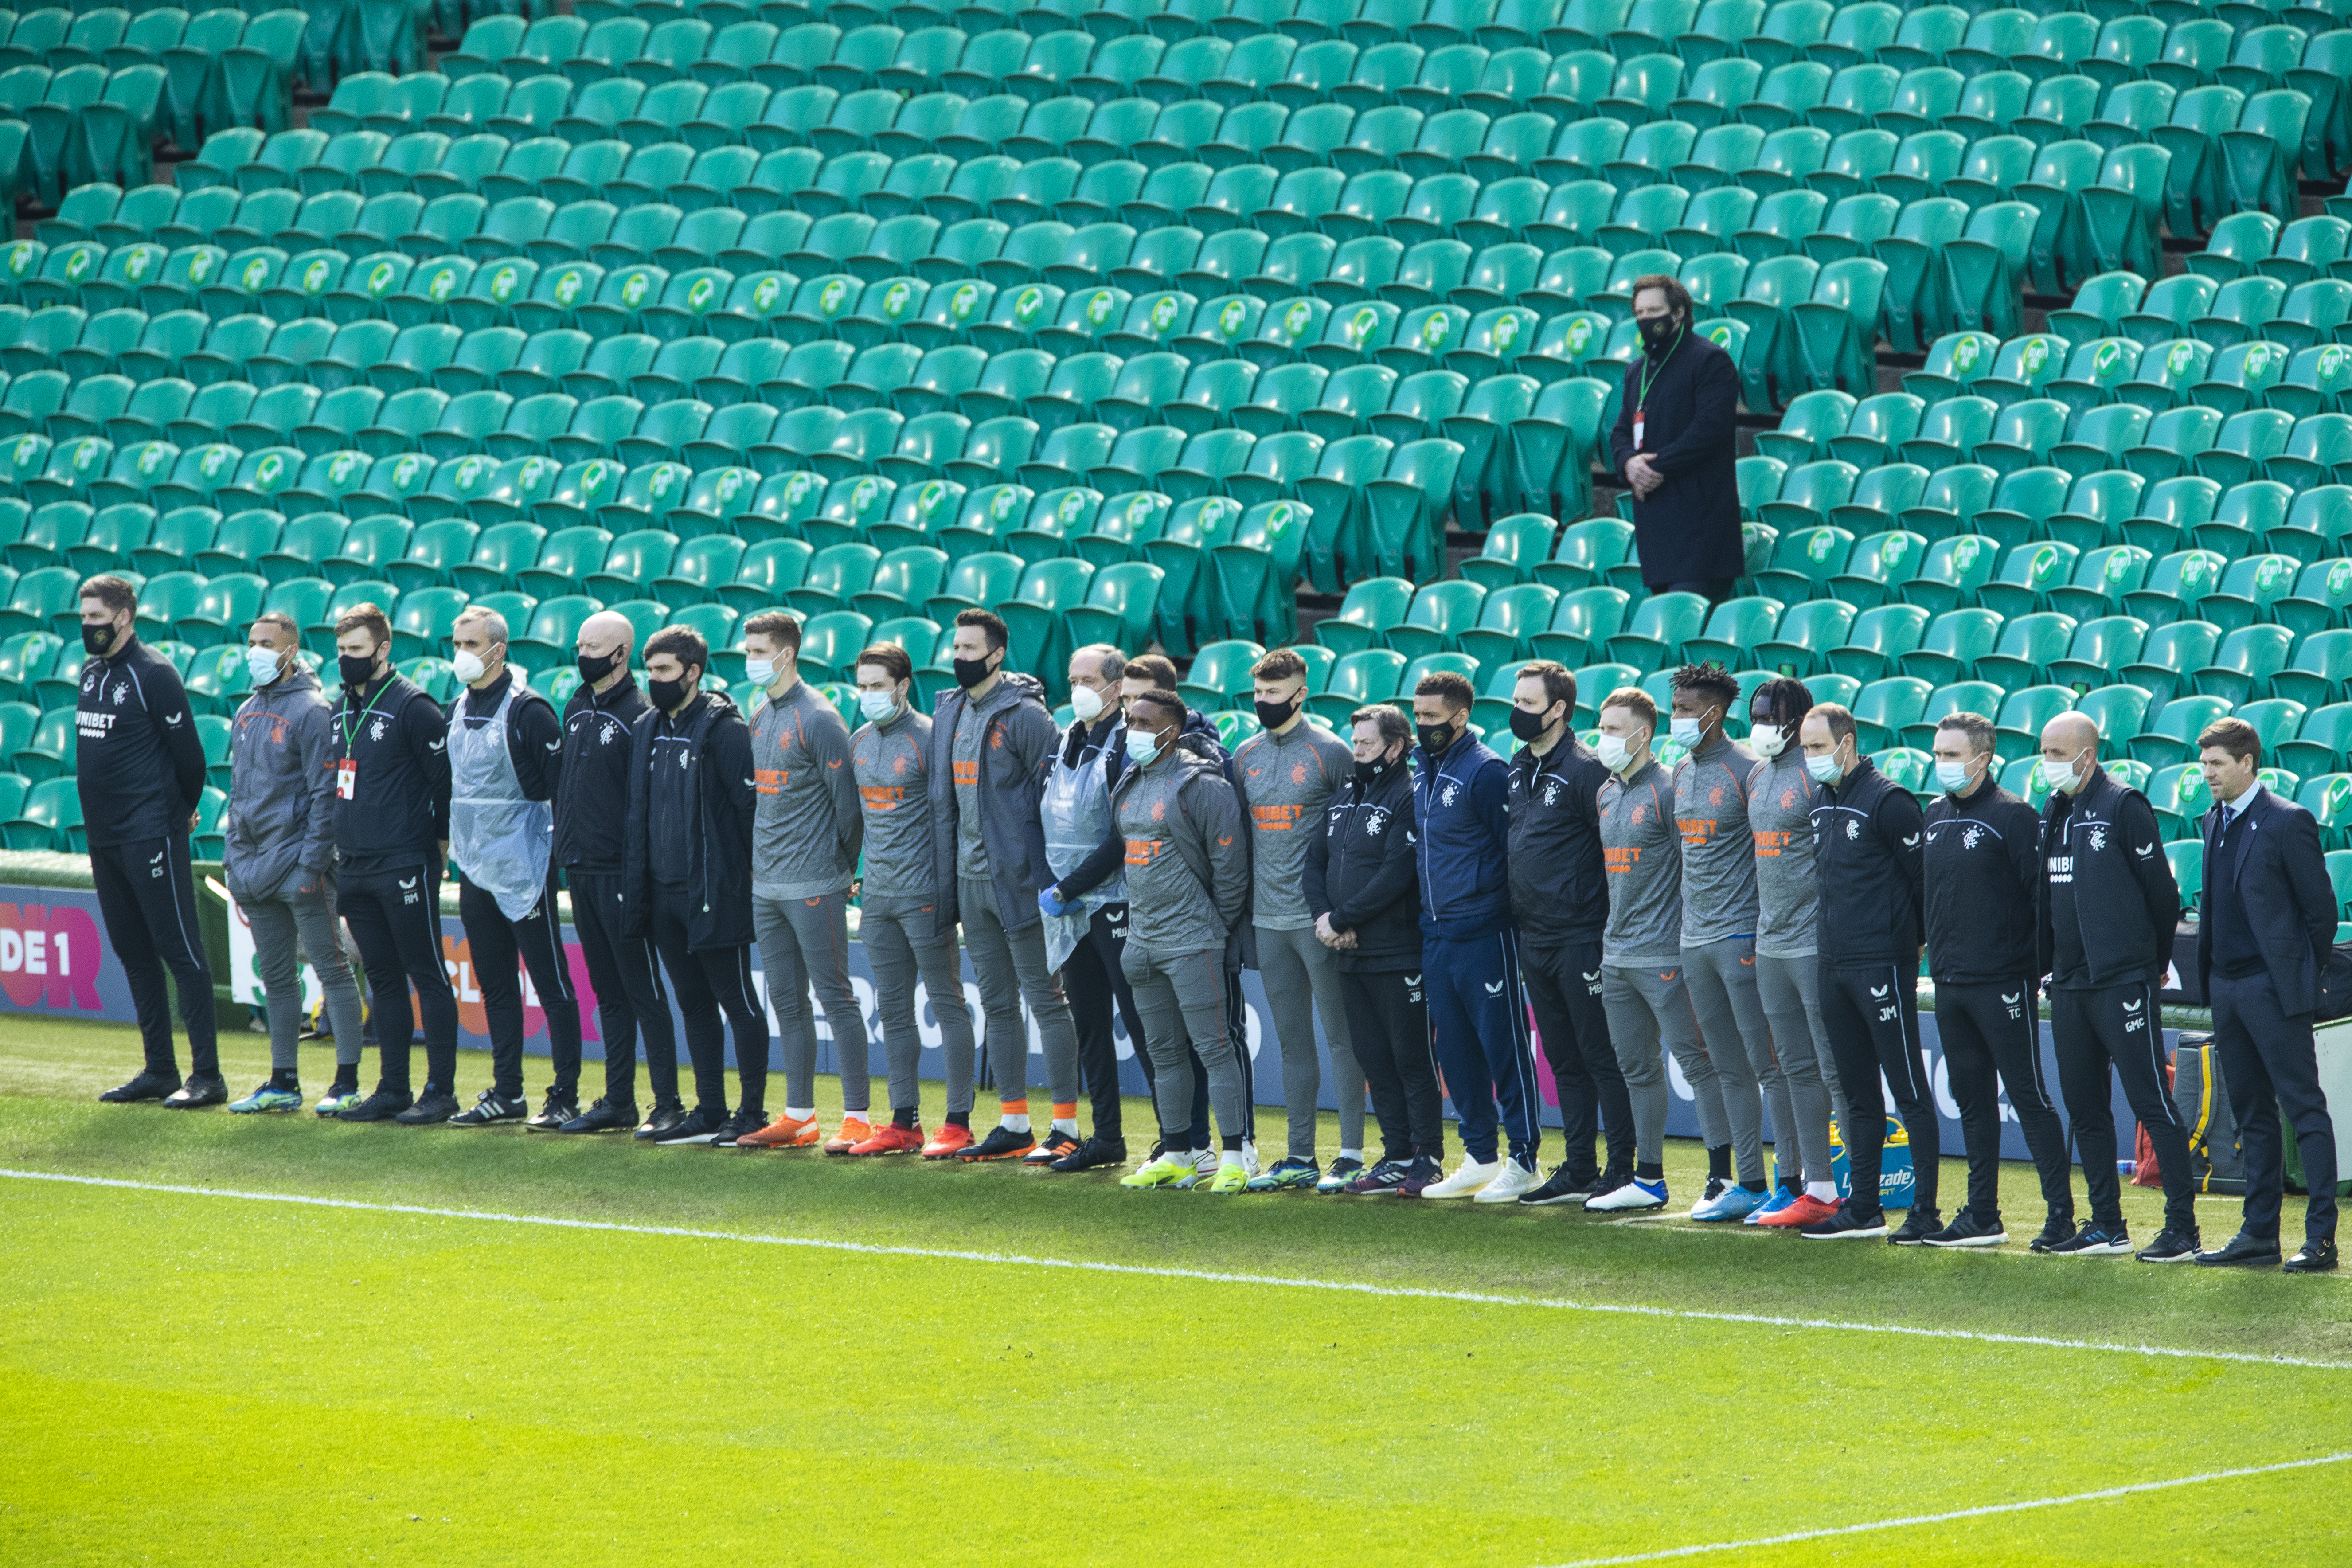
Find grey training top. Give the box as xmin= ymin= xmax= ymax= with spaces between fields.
xmin=851 ymin=704 xmax=933 ymax=899
xmin=1598 ymin=757 xmax=1684 ymax=966
xmin=1746 ymin=746 xmax=1826 ymax=959
xmin=1114 ymin=742 xmax=1250 ymax=952
xmin=1231 ymin=719 xmax=1354 ymax=929
xmin=748 ymin=677 xmax=861 ymax=900
xmin=1673 ymin=730 xmax=1761 ymax=946
xmin=951 ymin=678 xmax=1015 ymax=880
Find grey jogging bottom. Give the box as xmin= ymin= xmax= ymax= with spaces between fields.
xmin=1678 ymin=935 xmax=1774 ymax=1186
xmin=861 ymin=895 xmax=976 ymax=1115
xmin=243 ymin=872 xmax=364 ymax=1075
xmin=960 ymin=875 xmax=1080 ymax=1109
xmin=1123 ymin=939 xmax=1247 ymax=1150
xmin=1754 ymin=951 xmax=1842 ymax=1187
xmin=1601 ymin=960 xmax=1729 ymax=1168
xmin=753 ymin=890 xmax=871 ymax=1113
xmin=1255 ymin=921 xmax=1366 ymax=1160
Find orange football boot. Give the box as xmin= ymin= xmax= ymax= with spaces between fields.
xmin=1757 ymin=1192 xmax=1841 ymax=1228
xmin=920 ymin=1122 xmax=975 ymax=1160
xmin=822 ymin=1116 xmax=874 ymax=1155
xmin=735 ymin=1111 xmax=822 ymax=1149
xmin=848 ymin=1121 xmax=925 ymax=1156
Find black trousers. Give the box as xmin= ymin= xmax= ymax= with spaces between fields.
xmin=1522 ymin=936 xmax=1632 ymax=1183
xmin=2051 ymin=978 xmax=2196 ymax=1234
xmin=1934 ymin=980 xmax=2075 ymax=1225
xmin=568 ymin=868 xmax=677 ymax=1108
xmin=457 ymin=868 xmax=583 ymax=1100
xmin=340 ymin=858 xmax=457 ymax=1095
xmin=90 ymin=832 xmax=216 ymax=1080
xmin=1065 ymin=901 xmax=1149 ymax=1140
xmin=2210 ymin=968 xmax=2339 ymax=1243
xmin=646 ymin=887 xmax=764 ymax=1115
xmin=1339 ymin=966 xmax=1442 ymax=1162
xmin=1819 ymin=960 xmax=1940 ymax=1223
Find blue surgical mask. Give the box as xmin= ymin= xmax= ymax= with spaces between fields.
xmin=245 ymin=646 xmax=284 ymax=686
xmin=1936 ymin=759 xmax=1973 ymax=794
xmin=858 ymin=690 xmax=897 ymax=723
xmin=1125 ymin=729 xmax=1160 ymax=766
xmin=1806 ymin=751 xmax=1842 ymax=784
xmin=743 ymin=657 xmax=776 ymax=689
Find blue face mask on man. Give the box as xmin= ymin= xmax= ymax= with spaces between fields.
xmin=1126 ymin=727 xmax=1163 ymax=766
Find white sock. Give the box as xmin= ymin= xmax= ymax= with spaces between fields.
xmin=1052 ymin=1115 xmax=1077 ymax=1135
xmin=785 ymin=1106 xmax=814 ymax=1122
xmin=1339 ymin=1148 xmax=1362 ymax=1163
xmin=1001 ymin=1112 xmax=1030 ymax=1133
xmin=1807 ymin=1181 xmax=1838 ymax=1203
xmin=1221 ymin=1149 xmax=1244 ymax=1167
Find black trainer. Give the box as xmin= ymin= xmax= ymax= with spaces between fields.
xmin=2285 ymin=1237 xmax=2339 ymax=1273
xmin=1346 ymin=1158 xmax=1415 ymax=1195
xmin=2047 ymin=1223 xmax=2133 ymax=1256
xmin=711 ymin=1107 xmax=766 ymax=1147
xmin=1801 ymin=1200 xmax=1890 ymax=1240
xmin=448 ymin=1089 xmax=527 ymax=1126
xmin=560 ymin=1097 xmax=639 ymax=1134
xmin=1923 ymin=1211 xmax=2009 ymax=1248
xmin=1049 ymin=1134 xmax=1129 ymax=1172
xmin=1024 ymin=1128 xmax=1081 ymax=1166
xmin=2198 ymin=1230 xmax=2283 ymax=1267
xmin=633 ymin=1099 xmax=686 ymax=1141
xmin=395 ymin=1086 xmax=460 ymax=1126
xmin=652 ymin=1104 xmax=729 ymax=1145
xmin=1888 ymin=1208 xmax=1943 ymax=1246
xmin=2029 ymin=1214 xmax=2078 ymax=1253
xmin=958 ymin=1124 xmax=1038 ymax=1162
xmin=2135 ymin=1227 xmax=2200 ymax=1264
xmin=524 ymin=1090 xmax=579 ymax=1131
xmin=161 ymin=1074 xmax=228 ymax=1109
xmin=337 ymin=1087 xmax=414 ymax=1122
xmin=99 ymin=1068 xmax=178 ymax=1103
xmin=1519 ymin=1162 xmax=1599 ymax=1207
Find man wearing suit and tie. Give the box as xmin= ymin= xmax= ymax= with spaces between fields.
xmin=2194 ymin=717 xmax=2340 ymax=1273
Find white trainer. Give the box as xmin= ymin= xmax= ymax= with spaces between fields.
xmin=1417 ymin=1156 xmax=1500 ymax=1199
xmin=1584 ymin=1175 xmax=1670 ymax=1212
xmin=1473 ymin=1158 xmax=1543 ymax=1203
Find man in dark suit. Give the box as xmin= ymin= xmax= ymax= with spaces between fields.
xmin=1606 ymin=274 xmax=1743 ymax=603
xmin=2193 ymin=717 xmax=2340 ymax=1273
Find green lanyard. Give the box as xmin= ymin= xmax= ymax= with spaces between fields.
xmin=340 ymin=676 xmax=391 ymax=755
xmin=1635 ymin=326 xmax=1684 ymax=415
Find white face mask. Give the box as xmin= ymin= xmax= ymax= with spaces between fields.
xmin=1806 ymin=751 xmax=1842 ymax=784
xmin=1668 ymin=716 xmax=1704 ymax=749
xmin=1750 ymin=723 xmax=1786 ymax=758
xmin=450 ymin=648 xmax=488 ymax=684
xmin=1595 ymin=734 xmax=1633 ymax=773
xmin=246 ymin=645 xmax=285 ymax=686
xmin=1069 ymin=683 xmax=1105 ymax=722
xmin=1935 ymin=759 xmax=1973 ymax=794
xmin=743 ymin=657 xmax=776 ymax=689
xmin=2039 ymin=752 xmax=2083 ymax=794
xmin=858 ymin=688 xmax=897 ymax=723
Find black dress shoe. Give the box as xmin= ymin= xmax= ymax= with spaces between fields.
xmin=2196 ymin=1230 xmax=2282 ymax=1268
xmin=2285 ymin=1237 xmax=2339 ymax=1273
xmin=100 ymin=1068 xmax=179 ymax=1103
xmin=559 ymin=1097 xmax=638 ymax=1134
xmin=162 ymin=1074 xmax=227 ymax=1109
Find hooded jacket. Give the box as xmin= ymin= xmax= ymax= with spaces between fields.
xmin=1110 ymin=729 xmax=1250 ymax=952
xmin=2036 ymin=762 xmax=2179 ymax=989
xmin=221 ymin=658 xmax=337 ymax=902
xmin=1303 ymin=751 xmax=1420 ymax=972
xmin=925 ymin=672 xmax=1059 ymax=933
xmin=621 ymin=688 xmax=756 ymax=952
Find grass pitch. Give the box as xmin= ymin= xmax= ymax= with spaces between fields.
xmin=4 ymin=1015 xmax=2349 ymax=1567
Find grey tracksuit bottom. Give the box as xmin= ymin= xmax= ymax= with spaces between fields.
xmin=1255 ymin=921 xmax=1366 ymax=1160
xmin=1602 ymin=960 xmax=1731 ymax=1169
xmin=754 ymin=889 xmax=871 ymax=1113
xmin=1123 ymin=940 xmax=1247 ymax=1150
xmin=1754 ymin=951 xmax=1844 ymax=1187
xmin=861 ymin=895 xmax=976 ymax=1115
xmin=243 ymin=873 xmax=364 ymax=1075
xmin=960 ymin=875 xmax=1080 ymax=1110
xmin=1679 ymin=935 xmax=1774 ymax=1187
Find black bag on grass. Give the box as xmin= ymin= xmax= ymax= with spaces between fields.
xmin=2171 ymin=1033 xmax=2245 ymax=1195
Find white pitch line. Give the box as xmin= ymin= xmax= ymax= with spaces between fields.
xmin=1535 ymin=1449 xmax=2352 ymax=1567
xmin=4 ymin=1167 xmax=2348 ymax=1371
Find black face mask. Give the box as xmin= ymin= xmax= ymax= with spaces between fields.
xmin=649 ymin=674 xmax=693 ymax=712
xmin=82 ymin=622 xmax=117 ymax=656
xmin=1509 ymin=704 xmax=1556 ymax=743
xmin=1639 ymin=317 xmax=1680 ymax=354
xmin=1353 ymin=755 xmax=1390 ymax=786
xmin=1417 ymin=721 xmax=1457 ymax=757
xmin=952 ymin=655 xmax=997 ymax=691
xmin=1254 ymin=694 xmax=1298 ymax=731
xmin=338 ymin=653 xmax=378 ymax=688
xmin=576 ymin=647 xmax=620 ymax=684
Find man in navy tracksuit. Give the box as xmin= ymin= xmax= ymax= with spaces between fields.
xmin=1409 ymin=669 xmax=1541 ymax=1202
